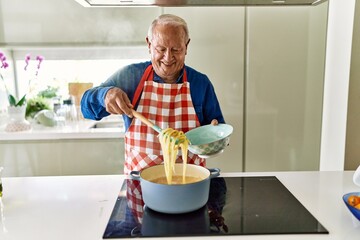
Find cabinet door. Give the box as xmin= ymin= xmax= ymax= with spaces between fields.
xmin=245 ymin=5 xmax=328 ymax=171
xmin=0 ymin=139 xmax=124 ymax=177
xmin=60 ymin=139 xmax=124 ymax=175
xmin=0 ymin=141 xmax=62 ymax=177
xmin=168 ymin=7 xmax=245 ymax=172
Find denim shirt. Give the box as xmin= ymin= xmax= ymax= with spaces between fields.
xmin=81 ymin=61 xmax=225 ymax=131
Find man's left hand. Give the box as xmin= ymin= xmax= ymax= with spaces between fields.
xmin=211 ymin=119 xmax=218 ymax=125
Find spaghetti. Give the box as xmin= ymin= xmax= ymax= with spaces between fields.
xmin=159 ymin=128 xmax=190 ymax=184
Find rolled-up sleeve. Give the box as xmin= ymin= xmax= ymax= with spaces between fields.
xmin=81 ymin=86 xmax=112 ymax=120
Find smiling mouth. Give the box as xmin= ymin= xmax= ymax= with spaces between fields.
xmin=161 ymin=61 xmax=175 ymax=67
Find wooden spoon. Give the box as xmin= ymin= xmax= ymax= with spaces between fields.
xmin=131 ymin=109 xmax=189 ymax=145
xmin=131 ymin=109 xmax=162 ymax=133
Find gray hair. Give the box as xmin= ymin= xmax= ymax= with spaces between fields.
xmin=147 ymin=14 xmax=190 ymax=43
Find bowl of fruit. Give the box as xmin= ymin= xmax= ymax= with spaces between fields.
xmin=343 ymin=192 xmax=360 ymax=221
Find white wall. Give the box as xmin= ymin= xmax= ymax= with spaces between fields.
xmin=320 ymin=0 xmax=356 ymax=171
xmin=345 ymin=1 xmax=360 ymax=170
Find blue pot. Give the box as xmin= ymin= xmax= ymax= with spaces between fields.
xmin=130 ymin=164 xmax=220 ymax=214
xmin=141 ymin=206 xmax=210 ymax=236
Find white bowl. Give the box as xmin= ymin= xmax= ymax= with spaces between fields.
xmin=185 ymin=124 xmax=233 ymax=156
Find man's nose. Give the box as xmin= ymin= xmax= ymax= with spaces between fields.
xmin=164 ymin=49 xmax=173 ymax=60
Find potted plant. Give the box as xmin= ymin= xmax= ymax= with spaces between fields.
xmin=0 ymin=51 xmax=44 ymax=132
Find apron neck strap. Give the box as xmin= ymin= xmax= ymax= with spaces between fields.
xmin=132 ymin=65 xmax=187 ymax=107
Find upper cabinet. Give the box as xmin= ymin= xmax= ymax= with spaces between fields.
xmin=0 ymin=0 xmax=161 ymax=45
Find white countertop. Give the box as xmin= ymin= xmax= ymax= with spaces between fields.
xmin=0 ymin=118 xmax=125 ymax=141
xmin=0 ymin=171 xmax=359 ymax=240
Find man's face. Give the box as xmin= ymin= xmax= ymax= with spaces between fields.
xmin=147 ymin=24 xmax=189 ymax=83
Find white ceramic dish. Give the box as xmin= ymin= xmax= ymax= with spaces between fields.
xmin=185 ymin=124 xmax=233 ymax=156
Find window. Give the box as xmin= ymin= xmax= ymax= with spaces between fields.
xmin=11 ymin=46 xmax=149 ymax=106
xmin=16 ymin=59 xmax=147 ymax=100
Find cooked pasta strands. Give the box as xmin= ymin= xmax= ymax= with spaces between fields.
xmin=180 ymin=142 xmax=188 ymax=184
xmin=159 ymin=128 xmax=190 ymax=185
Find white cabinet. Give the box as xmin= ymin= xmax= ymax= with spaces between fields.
xmin=245 ymin=6 xmax=328 ymax=171
xmin=169 ymin=4 xmax=328 ymax=172
xmin=0 ymin=139 xmax=124 ymax=177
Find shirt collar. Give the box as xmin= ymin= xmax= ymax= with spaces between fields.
xmin=153 ymin=68 xmax=184 ymax=84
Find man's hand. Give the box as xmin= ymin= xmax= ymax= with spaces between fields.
xmin=211 ymin=119 xmax=219 ymax=125
xmin=104 ymin=87 xmax=133 ymax=117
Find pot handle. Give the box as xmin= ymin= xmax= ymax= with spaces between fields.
xmin=209 ymin=168 xmax=221 ymax=178
xmin=129 ymin=170 xmax=141 ymax=180
xmin=131 ymin=226 xmax=142 ymax=237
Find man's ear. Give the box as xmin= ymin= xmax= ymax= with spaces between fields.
xmin=185 ymin=39 xmax=191 ymax=54
xmin=146 ymin=37 xmax=151 ymax=53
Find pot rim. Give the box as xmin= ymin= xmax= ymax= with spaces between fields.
xmin=130 ymin=164 xmax=220 ymax=186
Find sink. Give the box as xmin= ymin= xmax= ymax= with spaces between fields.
xmin=91 ymin=121 xmax=123 ymax=129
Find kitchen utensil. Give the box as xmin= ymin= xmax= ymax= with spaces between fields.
xmin=185 ymin=124 xmax=233 ymax=156
xmin=342 ymin=192 xmax=360 ymax=221
xmin=131 ymin=109 xmax=188 ymax=145
xmin=131 ymin=109 xmax=162 ymax=133
xmin=130 ymin=164 xmax=220 ymax=214
xmin=131 ymin=109 xmax=233 ymax=156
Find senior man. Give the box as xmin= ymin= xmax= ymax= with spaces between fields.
xmin=81 ymin=14 xmax=225 ymax=174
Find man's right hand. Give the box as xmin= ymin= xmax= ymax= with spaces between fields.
xmin=104 ymin=87 xmax=133 ymax=117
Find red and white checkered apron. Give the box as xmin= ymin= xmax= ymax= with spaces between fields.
xmin=126 ymin=179 xmax=144 ymax=224
xmin=124 ymin=65 xmax=205 ymax=174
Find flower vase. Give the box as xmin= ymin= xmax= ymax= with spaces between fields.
xmin=5 ymin=105 xmax=31 ymax=132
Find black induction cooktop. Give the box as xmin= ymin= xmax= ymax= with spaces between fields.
xmin=103 ymin=176 xmax=328 ymax=238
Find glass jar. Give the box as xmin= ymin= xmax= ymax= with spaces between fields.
xmin=56 ymin=97 xmax=78 ymax=123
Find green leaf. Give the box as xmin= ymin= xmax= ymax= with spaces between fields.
xmin=16 ymin=94 xmax=27 ymax=106
xmin=8 ymin=95 xmax=17 ymax=106
xmin=25 ymin=96 xmax=50 ymax=118
xmin=37 ymin=86 xmax=59 ymax=98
